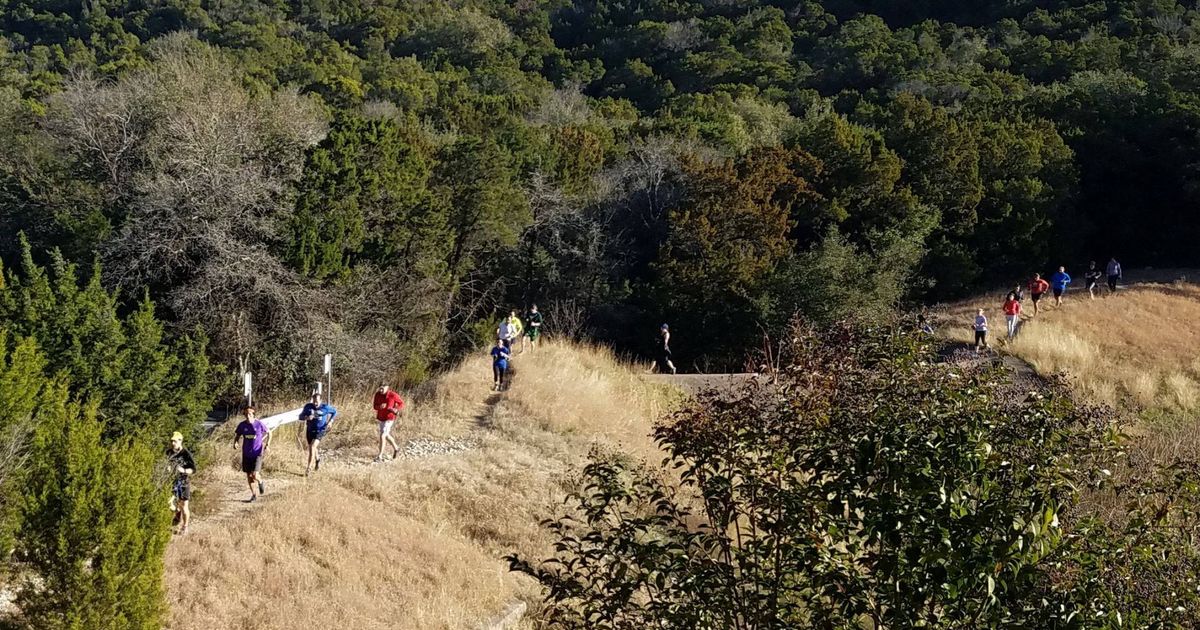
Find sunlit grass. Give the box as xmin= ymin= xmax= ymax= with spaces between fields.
xmin=942 ymin=281 xmax=1200 ymax=413
xmin=164 ymin=339 xmax=677 ymax=630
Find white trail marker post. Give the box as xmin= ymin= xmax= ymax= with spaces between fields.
xmin=324 ymin=353 xmax=333 ymax=404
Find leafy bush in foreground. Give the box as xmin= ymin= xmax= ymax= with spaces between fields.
xmin=512 ymin=323 xmax=1200 ymax=629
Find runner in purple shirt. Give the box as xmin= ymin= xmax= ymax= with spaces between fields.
xmin=234 ymin=407 xmax=271 ymax=503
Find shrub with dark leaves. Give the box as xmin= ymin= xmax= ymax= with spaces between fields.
xmin=510 ymin=322 xmax=1200 ymax=629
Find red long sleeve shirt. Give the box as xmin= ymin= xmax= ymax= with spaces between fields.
xmin=373 ymin=389 xmax=404 ymax=421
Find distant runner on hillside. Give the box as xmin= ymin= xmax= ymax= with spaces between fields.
xmin=521 ymin=304 xmax=543 ymax=353
xmin=491 ymin=338 xmax=511 ymax=391
xmin=234 ymin=407 xmax=270 ymax=502
xmin=1003 ymin=292 xmax=1022 ymax=340
xmin=372 ymin=383 xmax=403 ymax=462
xmin=299 ymin=393 xmax=337 ymax=476
xmin=973 ymin=308 xmax=989 ymax=354
xmin=508 ymin=310 xmax=523 ymax=341
xmin=1028 ymin=273 xmax=1050 ymax=316
xmin=1106 ymin=257 xmax=1122 ymax=294
xmin=1084 ymin=261 xmax=1103 ymax=300
xmin=1011 ymin=284 xmax=1024 ymax=302
xmin=1050 ymin=266 xmax=1072 ymax=307
xmin=659 ymin=323 xmax=677 ymax=375
xmin=166 ymin=431 xmax=196 ymax=535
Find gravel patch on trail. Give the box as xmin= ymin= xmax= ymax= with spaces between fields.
xmin=397 ymin=437 xmax=476 ymax=459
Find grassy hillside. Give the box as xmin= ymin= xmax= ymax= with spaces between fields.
xmin=940 ymin=273 xmax=1195 ymax=424
xmin=940 ymin=275 xmax=1200 ymax=415
xmin=163 ymin=341 xmax=679 ymax=630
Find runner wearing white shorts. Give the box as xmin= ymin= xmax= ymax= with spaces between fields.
xmin=372 ymin=383 xmax=404 ymax=462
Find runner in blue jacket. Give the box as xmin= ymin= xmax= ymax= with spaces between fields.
xmin=299 ymin=393 xmax=337 ymax=476
xmin=491 ymin=339 xmax=511 ymax=391
xmin=1050 ymin=266 xmax=1071 ymax=307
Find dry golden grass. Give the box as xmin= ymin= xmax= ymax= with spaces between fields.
xmin=942 ymin=280 xmax=1200 ymax=526
xmin=941 ymin=281 xmax=1200 ymax=413
xmin=164 ymin=340 xmax=678 ymax=630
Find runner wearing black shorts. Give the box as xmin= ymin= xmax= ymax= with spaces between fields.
xmin=166 ymin=432 xmax=196 ymax=535
xmin=1028 ymin=273 xmax=1050 ymax=316
xmin=1050 ymin=266 xmax=1071 ymax=306
xmin=235 ymin=407 xmax=270 ymax=502
xmin=1084 ymin=261 xmax=1102 ymax=300
xmin=1106 ymin=257 xmax=1122 ymax=294
xmin=299 ymin=393 xmax=337 ymax=476
xmin=659 ymin=324 xmax=677 ymax=374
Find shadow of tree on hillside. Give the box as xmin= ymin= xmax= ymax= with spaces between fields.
xmin=475 ymin=363 xmax=517 ymax=428
xmin=475 ymin=393 xmax=503 ymax=429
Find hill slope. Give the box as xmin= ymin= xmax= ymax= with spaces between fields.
xmin=163 ymin=341 xmax=679 ymax=629
xmin=940 ymin=273 xmax=1200 ymax=414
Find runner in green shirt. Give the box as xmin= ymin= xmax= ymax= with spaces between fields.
xmin=521 ymin=304 xmax=543 ymax=353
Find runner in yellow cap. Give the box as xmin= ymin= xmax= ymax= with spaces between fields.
xmin=166 ymin=431 xmax=196 ymax=535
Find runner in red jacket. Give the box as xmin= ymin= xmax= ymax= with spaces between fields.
xmin=1027 ymin=274 xmax=1050 ymax=316
xmin=1002 ymin=292 xmax=1022 ymax=340
xmin=373 ymin=383 xmax=404 ymax=462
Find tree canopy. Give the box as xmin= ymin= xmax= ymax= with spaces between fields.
xmin=1 ymin=0 xmax=1196 ymax=372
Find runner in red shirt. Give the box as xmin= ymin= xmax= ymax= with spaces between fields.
xmin=372 ymin=383 xmax=404 ymax=462
xmin=1027 ymin=273 xmax=1050 ymax=316
xmin=1002 ymin=292 xmax=1022 ymax=340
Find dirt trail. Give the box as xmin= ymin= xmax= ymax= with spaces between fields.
xmin=186 ymin=376 xmax=509 ymax=533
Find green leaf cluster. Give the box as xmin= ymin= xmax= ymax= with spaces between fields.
xmin=514 ymin=322 xmax=1200 ymax=628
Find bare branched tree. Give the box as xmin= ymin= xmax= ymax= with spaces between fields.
xmin=547 ymin=298 xmax=590 ymax=341
xmin=595 ymin=135 xmax=695 ymax=230
xmin=526 ymin=84 xmax=591 ymax=127
xmin=103 ymin=42 xmax=324 ymax=371
xmin=37 ymin=34 xmax=334 ymax=392
xmin=0 ymin=418 xmax=29 ymax=522
xmin=44 ymin=71 xmax=148 ymax=194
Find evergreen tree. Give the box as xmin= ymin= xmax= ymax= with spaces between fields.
xmin=434 ymin=136 xmax=531 ymax=279
xmin=0 ymin=238 xmax=212 ymax=443
xmin=17 ymin=382 xmax=171 ymax=630
xmin=288 ymin=113 xmax=444 ymax=281
xmin=0 ymin=333 xmax=45 ymax=552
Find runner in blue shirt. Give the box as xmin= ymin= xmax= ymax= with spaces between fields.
xmin=299 ymin=393 xmax=337 ymax=476
xmin=1050 ymin=266 xmax=1072 ymax=307
xmin=234 ymin=406 xmax=271 ymax=501
xmin=491 ymin=339 xmax=511 ymax=391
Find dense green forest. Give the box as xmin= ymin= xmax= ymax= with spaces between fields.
xmin=3 ymin=0 xmax=1200 ymax=376
xmin=2 ymin=0 xmax=1200 ymax=625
